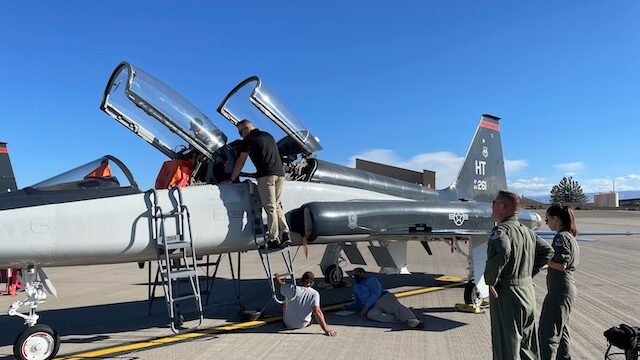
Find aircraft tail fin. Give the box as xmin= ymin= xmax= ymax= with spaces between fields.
xmin=445 ymin=114 xmax=506 ymax=202
xmin=0 ymin=142 xmax=18 ymax=193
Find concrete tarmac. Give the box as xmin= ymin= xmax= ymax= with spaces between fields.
xmin=1 ymin=210 xmax=638 ymax=359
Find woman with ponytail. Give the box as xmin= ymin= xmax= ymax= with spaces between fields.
xmin=539 ymin=204 xmax=580 ymax=360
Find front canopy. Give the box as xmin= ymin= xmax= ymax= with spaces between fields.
xmin=100 ymin=62 xmax=227 ymax=160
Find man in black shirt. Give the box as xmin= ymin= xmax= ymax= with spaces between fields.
xmin=230 ymin=119 xmax=291 ymax=248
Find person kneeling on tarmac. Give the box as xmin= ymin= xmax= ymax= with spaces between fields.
xmin=344 ymin=267 xmax=423 ymax=329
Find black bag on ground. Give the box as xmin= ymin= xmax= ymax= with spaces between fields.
xmin=604 ymin=324 xmax=640 ymax=351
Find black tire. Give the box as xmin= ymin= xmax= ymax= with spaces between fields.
xmin=463 ymin=282 xmax=481 ymax=306
xmin=13 ymin=324 xmax=60 ymax=360
xmin=324 ymin=264 xmax=344 ymax=286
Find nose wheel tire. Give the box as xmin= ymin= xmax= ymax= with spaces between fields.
xmin=324 ymin=264 xmax=344 ymax=286
xmin=463 ymin=282 xmax=482 ymax=307
xmin=14 ymin=324 xmax=60 ymax=360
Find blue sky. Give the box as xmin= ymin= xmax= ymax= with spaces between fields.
xmin=1 ymin=1 xmax=638 ymax=196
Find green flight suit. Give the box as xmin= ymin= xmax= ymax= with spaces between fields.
xmin=485 ymin=215 xmax=555 ymax=360
xmin=539 ymin=230 xmax=579 ymax=360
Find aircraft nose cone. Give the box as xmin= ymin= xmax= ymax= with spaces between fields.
xmin=532 ymin=212 xmax=543 ymax=230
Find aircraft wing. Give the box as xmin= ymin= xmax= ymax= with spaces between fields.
xmin=371 ymin=229 xmax=640 ymax=242
xmin=367 ymin=229 xmax=490 ymax=242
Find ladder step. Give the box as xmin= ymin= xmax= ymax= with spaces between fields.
xmin=165 ymin=235 xmax=182 ymax=242
xmin=160 ymin=265 xmax=194 ymax=273
xmin=158 ymin=212 xmax=181 ymax=218
xmin=173 ymin=294 xmax=199 ymax=302
xmin=163 ymin=269 xmax=197 ymax=280
xmin=162 ymin=241 xmax=192 ymax=251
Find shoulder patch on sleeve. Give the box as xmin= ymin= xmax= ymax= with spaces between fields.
xmin=553 ymin=234 xmax=567 ymax=247
xmin=491 ymin=229 xmax=503 ymax=240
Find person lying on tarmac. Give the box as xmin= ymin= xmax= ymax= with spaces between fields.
xmin=274 ymin=271 xmax=337 ymax=337
xmin=344 ymin=267 xmax=423 ymax=329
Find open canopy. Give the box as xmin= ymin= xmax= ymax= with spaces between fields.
xmin=100 ymin=62 xmax=227 ymax=160
xmin=217 ymin=76 xmax=322 ymax=156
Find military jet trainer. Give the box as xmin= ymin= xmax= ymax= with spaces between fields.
xmin=1 ymin=62 xmax=547 ymax=360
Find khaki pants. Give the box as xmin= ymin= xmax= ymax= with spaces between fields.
xmin=257 ymin=175 xmax=290 ymax=241
xmin=366 ymin=292 xmax=417 ymax=323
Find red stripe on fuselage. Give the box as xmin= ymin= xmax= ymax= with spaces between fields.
xmin=479 ymin=120 xmax=500 ymax=132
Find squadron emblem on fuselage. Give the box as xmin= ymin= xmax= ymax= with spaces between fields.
xmin=449 ymin=212 xmax=469 ymax=226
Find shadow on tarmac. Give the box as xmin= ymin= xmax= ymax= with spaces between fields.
xmin=0 ymin=272 xmax=462 ymax=347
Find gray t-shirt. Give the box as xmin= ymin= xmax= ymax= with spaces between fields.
xmin=280 ymin=283 xmax=320 ymax=329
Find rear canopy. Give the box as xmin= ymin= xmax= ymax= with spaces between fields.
xmin=217 ymin=76 xmax=322 ymax=156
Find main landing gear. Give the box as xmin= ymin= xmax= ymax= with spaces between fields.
xmin=464 ymin=281 xmax=483 ymax=306
xmin=8 ymin=267 xmax=60 ymax=360
xmin=323 ymin=264 xmax=344 ymax=286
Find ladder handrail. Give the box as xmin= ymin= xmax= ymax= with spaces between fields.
xmin=248 ymin=181 xmax=296 ymax=306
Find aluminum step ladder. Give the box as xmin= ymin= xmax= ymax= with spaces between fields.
xmin=151 ymin=188 xmax=203 ymax=333
xmin=248 ymin=182 xmax=295 ymax=304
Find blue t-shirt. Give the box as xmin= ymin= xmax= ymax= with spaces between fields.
xmin=346 ymin=276 xmax=386 ymax=310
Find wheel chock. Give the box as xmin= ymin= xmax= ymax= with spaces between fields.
xmin=454 ymin=303 xmax=482 ymax=313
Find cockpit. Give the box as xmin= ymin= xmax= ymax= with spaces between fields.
xmin=0 ymin=155 xmax=141 ymax=211
xmin=0 ymin=61 xmax=440 ymax=212
xmin=29 ymin=155 xmax=138 ymax=191
xmin=96 ymin=61 xmax=436 ymax=201
xmin=100 ymin=62 xmax=323 ymax=188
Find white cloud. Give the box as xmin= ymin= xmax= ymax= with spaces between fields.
xmin=347 ymin=149 xmax=463 ymax=187
xmin=348 ymin=149 xmax=530 ymax=189
xmin=345 ymin=150 xmax=640 ymax=197
xmin=510 ymin=173 xmax=640 ymax=197
xmin=581 ymin=174 xmax=640 ymax=193
xmin=346 ymin=149 xmax=399 ymax=168
xmin=508 ymin=177 xmax=555 ymax=196
xmin=505 ymin=159 xmax=528 ymax=174
xmin=553 ymin=162 xmax=585 ymax=174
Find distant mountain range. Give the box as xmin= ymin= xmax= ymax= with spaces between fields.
xmin=527 ymin=190 xmax=640 ymax=204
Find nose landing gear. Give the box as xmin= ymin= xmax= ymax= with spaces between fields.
xmin=13 ymin=324 xmax=60 ymax=360
xmin=8 ymin=267 xmax=60 ymax=360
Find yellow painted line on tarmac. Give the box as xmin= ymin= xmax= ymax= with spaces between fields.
xmin=395 ymin=282 xmax=464 ymax=298
xmin=55 ymin=277 xmax=466 ymax=360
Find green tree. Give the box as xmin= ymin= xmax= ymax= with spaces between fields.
xmin=550 ymin=176 xmax=588 ymax=204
